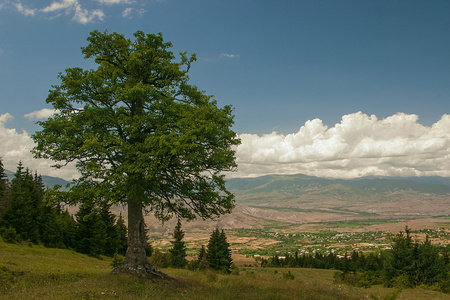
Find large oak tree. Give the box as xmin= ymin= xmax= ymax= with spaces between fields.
xmin=32 ymin=30 xmax=240 ymax=279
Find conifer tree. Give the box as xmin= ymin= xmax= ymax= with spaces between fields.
xmin=57 ymin=208 xmax=77 ymax=249
xmin=38 ymin=202 xmax=64 ymax=248
xmin=0 ymin=158 xmax=10 ymax=222
xmin=115 ymin=213 xmax=128 ymax=255
xmin=169 ymin=219 xmax=187 ymax=268
xmin=1 ymin=162 xmax=43 ymax=243
xmin=218 ymin=229 xmax=233 ymax=273
xmin=75 ymin=201 xmax=107 ymax=256
xmin=196 ymin=245 xmax=209 ymax=270
xmin=99 ymin=202 xmax=120 ymax=257
xmin=206 ymin=227 xmax=233 ymax=273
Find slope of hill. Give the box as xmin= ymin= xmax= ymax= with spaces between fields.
xmin=226 ymin=174 xmax=450 ymax=195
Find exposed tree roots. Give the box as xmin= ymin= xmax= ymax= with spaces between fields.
xmin=111 ymin=261 xmax=173 ymax=282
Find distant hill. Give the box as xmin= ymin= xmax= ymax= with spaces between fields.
xmin=226 ymin=174 xmax=450 ymax=195
xmin=220 ymin=173 xmax=450 ymax=226
xmin=5 ymin=170 xmax=70 ymax=188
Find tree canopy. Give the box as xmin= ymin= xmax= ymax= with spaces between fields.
xmin=32 ymin=30 xmax=240 ymax=278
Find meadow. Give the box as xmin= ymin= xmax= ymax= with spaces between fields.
xmin=1 ymin=238 xmax=449 ymax=299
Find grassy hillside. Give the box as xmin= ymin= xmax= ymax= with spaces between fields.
xmin=1 ymin=238 xmax=449 ymax=299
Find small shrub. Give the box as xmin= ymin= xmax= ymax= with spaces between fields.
xmin=110 ymin=252 xmax=125 ymax=267
xmin=392 ymin=274 xmax=412 ymax=289
xmin=357 ymin=271 xmax=383 ymax=288
xmin=1 ymin=227 xmax=19 ymax=244
xmin=333 ymin=271 xmax=361 ymax=286
xmin=283 ymin=270 xmax=295 ymax=280
xmin=148 ymin=249 xmax=171 ymax=269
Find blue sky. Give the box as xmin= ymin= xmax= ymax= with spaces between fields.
xmin=0 ymin=0 xmax=449 ymax=179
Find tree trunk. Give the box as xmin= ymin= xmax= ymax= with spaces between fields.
xmin=112 ymin=199 xmax=171 ymax=280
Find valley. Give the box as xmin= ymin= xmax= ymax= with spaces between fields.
xmin=137 ymin=174 xmax=450 ymax=257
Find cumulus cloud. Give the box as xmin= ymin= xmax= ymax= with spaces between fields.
xmin=0 ymin=113 xmax=77 ymax=180
xmin=73 ymin=5 xmax=104 ymax=24
xmin=234 ymin=112 xmax=450 ymax=179
xmin=24 ymin=108 xmax=60 ymax=120
xmin=1 ymin=111 xmax=448 ymax=181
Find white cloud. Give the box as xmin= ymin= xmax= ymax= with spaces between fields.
xmin=41 ymin=0 xmax=76 ymax=12
xmin=0 ymin=113 xmax=77 ymax=180
xmin=97 ymin=0 xmax=134 ymax=4
xmin=1 ymin=111 xmax=449 ymax=181
xmin=121 ymin=6 xmax=145 ymax=18
xmin=220 ymin=53 xmax=240 ymax=59
xmin=8 ymin=0 xmax=105 ymax=24
xmin=0 ymin=113 xmax=13 ymax=123
xmin=122 ymin=7 xmax=132 ymax=17
xmin=73 ymin=5 xmax=104 ymax=24
xmin=14 ymin=2 xmax=36 ymax=16
xmin=234 ymin=112 xmax=450 ymax=179
xmin=24 ymin=108 xmax=60 ymax=120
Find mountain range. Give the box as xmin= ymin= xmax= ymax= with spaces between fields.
xmin=5 ymin=169 xmax=450 ymax=192
xmin=4 ymin=170 xmax=70 ymax=188
xmin=5 ymin=169 xmax=449 ymax=233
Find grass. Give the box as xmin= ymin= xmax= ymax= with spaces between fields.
xmin=1 ymin=239 xmax=449 ymax=299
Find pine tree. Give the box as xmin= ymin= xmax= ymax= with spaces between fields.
xmin=75 ymin=201 xmax=106 ymax=256
xmin=206 ymin=227 xmax=233 ymax=273
xmin=0 ymin=158 xmax=11 ymax=222
xmin=196 ymin=245 xmax=209 ymax=270
xmin=383 ymin=226 xmax=415 ymax=287
xmin=218 ymin=229 xmax=233 ymax=273
xmin=38 ymin=202 xmax=64 ymax=248
xmin=115 ymin=213 xmax=128 ymax=255
xmin=1 ymin=162 xmax=43 ymax=243
xmin=57 ymin=208 xmax=77 ymax=249
xmin=169 ymin=219 xmax=187 ymax=268
xmin=99 ymin=202 xmax=119 ymax=257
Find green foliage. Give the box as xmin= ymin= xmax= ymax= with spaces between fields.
xmin=169 ymin=219 xmax=187 ymax=268
xmin=262 ymin=226 xmax=449 ymax=292
xmin=206 ymin=228 xmax=233 ymax=273
xmin=188 ymin=245 xmax=209 ymax=271
xmin=0 ymin=158 xmax=10 ymax=222
xmin=115 ymin=213 xmax=128 ymax=255
xmin=0 ymin=162 xmax=78 ymax=250
xmin=0 ymin=227 xmax=19 ymax=243
xmin=283 ymin=270 xmax=295 ymax=280
xmin=32 ymin=29 xmax=240 ymax=220
xmin=74 ymin=200 xmax=125 ymax=257
xmin=383 ymin=226 xmax=447 ymax=289
xmin=111 ymin=252 xmax=125 ymax=267
xmin=148 ymin=249 xmax=171 ymax=269
xmin=32 ymin=29 xmax=240 ymax=271
xmin=0 ymin=163 xmax=43 ymax=243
